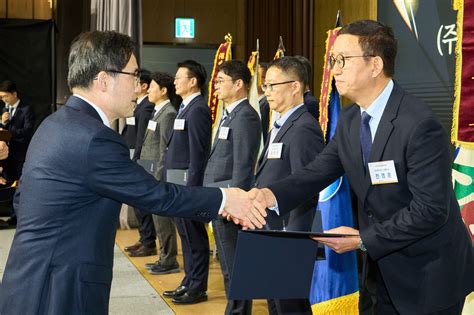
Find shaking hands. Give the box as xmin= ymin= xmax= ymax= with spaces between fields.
xmin=220 ymin=187 xmax=278 ymax=229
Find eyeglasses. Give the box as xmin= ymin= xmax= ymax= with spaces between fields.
xmin=213 ymin=78 xmax=234 ymax=85
xmin=261 ymin=80 xmax=295 ymax=92
xmin=174 ymin=76 xmax=191 ymax=81
xmin=329 ymin=54 xmax=375 ymax=69
xmin=105 ymin=69 xmax=141 ymax=85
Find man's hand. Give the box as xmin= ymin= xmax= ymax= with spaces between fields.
xmin=222 ymin=188 xmax=267 ymax=229
xmin=312 ymin=226 xmax=361 ymax=254
xmin=248 ymin=188 xmax=277 ymax=212
xmin=0 ymin=141 xmax=8 ymax=160
xmin=1 ymin=112 xmax=9 ymax=125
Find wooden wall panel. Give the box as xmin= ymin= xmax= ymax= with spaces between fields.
xmin=34 ymin=0 xmax=52 ymax=20
xmin=8 ymin=0 xmax=33 ymax=19
xmin=313 ymin=0 xmax=377 ymax=102
xmin=142 ymin=0 xmax=247 ymax=61
xmin=0 ymin=0 xmax=6 ymax=18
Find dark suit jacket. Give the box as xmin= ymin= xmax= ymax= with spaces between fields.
xmin=304 ymin=90 xmax=319 ymax=121
xmin=256 ymin=105 xmax=324 ymax=231
xmin=259 ymin=96 xmax=270 ymax=144
xmin=164 ymin=94 xmax=212 ymax=187
xmin=0 ymin=96 xmax=222 ymax=315
xmin=139 ymin=102 xmax=177 ymax=180
xmin=122 ymin=96 xmax=154 ymax=156
xmin=269 ymin=84 xmax=474 ymax=313
xmin=0 ymin=100 xmax=35 ymax=179
xmin=203 ymin=99 xmax=261 ymax=190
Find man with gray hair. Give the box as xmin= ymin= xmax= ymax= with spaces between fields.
xmin=0 ymin=31 xmax=266 ymax=315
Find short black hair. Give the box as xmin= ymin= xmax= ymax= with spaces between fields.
xmin=268 ymin=56 xmax=308 ymax=93
xmin=177 ymin=60 xmax=207 ymax=91
xmin=219 ymin=60 xmax=251 ymax=87
xmin=150 ymin=71 xmax=181 ymax=108
xmin=339 ymin=20 xmax=397 ymax=77
xmin=67 ymin=31 xmax=136 ymax=90
xmin=294 ymin=55 xmax=311 ymax=86
xmin=0 ymin=80 xmax=18 ymax=94
xmin=139 ymin=69 xmax=152 ymax=86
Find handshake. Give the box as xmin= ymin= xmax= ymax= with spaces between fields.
xmin=220 ymin=188 xmax=278 ymax=229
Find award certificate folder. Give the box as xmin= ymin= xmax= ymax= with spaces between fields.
xmin=166 ymin=169 xmax=188 ymax=185
xmin=228 ymin=229 xmax=326 ymax=300
xmin=204 ymin=179 xmax=232 ymax=188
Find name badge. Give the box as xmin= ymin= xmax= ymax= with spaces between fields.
xmin=218 ymin=127 xmax=230 ymax=140
xmin=173 ymin=119 xmax=185 ymax=130
xmin=147 ymin=120 xmax=157 ymax=131
xmin=126 ymin=117 xmax=135 ymax=126
xmin=368 ymin=160 xmax=398 ymax=185
xmin=267 ymin=143 xmax=283 ymax=159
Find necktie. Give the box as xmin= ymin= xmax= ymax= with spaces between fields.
xmin=214 ymin=109 xmax=229 ymax=142
xmin=269 ymin=121 xmax=281 ymax=144
xmin=8 ymin=105 xmax=13 ymax=116
xmin=177 ymin=103 xmax=185 ymax=116
xmin=360 ymin=111 xmax=372 ymax=167
xmin=150 ymin=109 xmax=156 ymax=118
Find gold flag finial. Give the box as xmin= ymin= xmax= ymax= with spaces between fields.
xmin=225 ymin=33 xmax=232 ymax=43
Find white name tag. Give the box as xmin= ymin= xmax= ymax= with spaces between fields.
xmin=368 ymin=160 xmax=398 ymax=185
xmin=126 ymin=117 xmax=135 ymax=126
xmin=267 ymin=143 xmax=283 ymax=159
xmin=218 ymin=127 xmax=230 ymax=140
xmin=173 ymin=119 xmax=185 ymax=130
xmin=147 ymin=120 xmax=157 ymax=131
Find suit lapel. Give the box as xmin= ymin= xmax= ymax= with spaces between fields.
xmin=360 ymin=84 xmax=402 ymax=202
xmin=144 ymin=102 xmax=171 ymax=139
xmin=167 ymin=95 xmax=201 ymax=146
xmin=210 ymin=101 xmax=246 ymax=155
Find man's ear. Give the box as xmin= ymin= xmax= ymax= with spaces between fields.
xmin=372 ymin=56 xmax=384 ymax=78
xmin=96 ymin=71 xmax=108 ymax=91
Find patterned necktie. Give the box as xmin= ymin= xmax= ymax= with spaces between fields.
xmin=214 ymin=109 xmax=229 ymax=142
xmin=269 ymin=121 xmax=281 ymax=144
xmin=177 ymin=103 xmax=185 ymax=116
xmin=151 ymin=109 xmax=156 ymax=118
xmin=360 ymin=111 xmax=372 ymax=167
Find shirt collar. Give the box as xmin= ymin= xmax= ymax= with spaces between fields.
xmin=360 ymin=80 xmax=394 ymax=120
xmin=182 ymin=92 xmax=201 ymax=108
xmin=275 ymin=103 xmax=305 ymax=128
xmin=154 ymin=99 xmax=170 ymax=113
xmin=9 ymin=99 xmax=20 ymax=108
xmin=73 ymin=94 xmax=110 ymax=127
xmin=225 ymin=97 xmax=247 ymax=114
xmin=137 ymin=95 xmax=147 ymax=105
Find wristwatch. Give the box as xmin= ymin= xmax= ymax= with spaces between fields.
xmin=359 ymin=239 xmax=367 ymax=252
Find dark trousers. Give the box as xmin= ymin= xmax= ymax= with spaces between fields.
xmin=133 ymin=208 xmax=156 ymax=248
xmin=213 ymin=218 xmax=252 ymax=315
xmin=175 ymin=217 xmax=209 ymax=292
xmin=267 ymin=299 xmax=312 ymax=315
xmin=375 ymin=267 xmax=465 ymax=315
xmin=152 ymin=214 xmax=178 ymax=266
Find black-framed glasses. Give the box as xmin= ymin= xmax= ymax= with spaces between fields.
xmin=261 ymin=80 xmax=295 ymax=92
xmin=329 ymin=54 xmax=375 ymax=69
xmin=213 ymin=78 xmax=235 ymax=85
xmin=105 ymin=69 xmax=141 ymax=84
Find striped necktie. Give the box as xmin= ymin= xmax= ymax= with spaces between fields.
xmin=360 ymin=111 xmax=372 ymax=167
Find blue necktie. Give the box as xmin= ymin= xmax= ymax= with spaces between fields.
xmin=360 ymin=112 xmax=372 ymax=167
xmin=177 ymin=103 xmax=185 ymax=116
xmin=214 ymin=110 xmax=229 ymax=142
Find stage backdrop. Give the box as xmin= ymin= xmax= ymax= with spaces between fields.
xmin=0 ymin=19 xmax=55 ymax=128
xmin=378 ymin=0 xmax=456 ymax=131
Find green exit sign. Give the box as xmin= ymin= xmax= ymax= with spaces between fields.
xmin=175 ymin=18 xmax=195 ymax=38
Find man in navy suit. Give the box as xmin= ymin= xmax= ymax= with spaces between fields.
xmin=0 ymin=80 xmax=35 ymax=227
xmin=294 ymin=55 xmax=319 ymax=121
xmin=0 ymin=31 xmax=266 ymax=315
xmin=256 ymin=57 xmax=325 ymax=315
xmin=250 ymin=20 xmax=474 ymax=314
xmin=203 ymin=60 xmax=261 ymax=315
xmin=162 ymin=60 xmax=213 ymax=305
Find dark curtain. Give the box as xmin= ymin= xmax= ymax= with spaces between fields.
xmin=0 ymin=19 xmax=55 ymax=128
xmin=246 ymin=0 xmax=314 ymax=66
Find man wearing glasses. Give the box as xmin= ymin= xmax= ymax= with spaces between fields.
xmin=0 ymin=31 xmax=266 ymax=315
xmin=256 ymin=56 xmax=325 ymax=315
xmin=250 ymin=20 xmax=474 ymax=314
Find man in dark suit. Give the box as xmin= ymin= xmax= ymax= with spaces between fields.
xmin=203 ymin=60 xmax=261 ymax=315
xmin=294 ymin=55 xmax=319 ymax=121
xmin=121 ymin=69 xmax=154 ymax=157
xmin=250 ymin=20 xmax=474 ymax=314
xmin=138 ymin=72 xmax=180 ymax=275
xmin=162 ymin=60 xmax=213 ymax=305
xmin=256 ymin=57 xmax=325 ymax=315
xmin=122 ymin=70 xmax=159 ymax=258
xmin=0 ymin=80 xmax=35 ymax=227
xmin=0 ymin=31 xmax=266 ymax=315
xmin=258 ymin=62 xmax=270 ymax=143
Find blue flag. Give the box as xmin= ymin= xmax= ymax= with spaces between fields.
xmin=310 ymin=84 xmax=359 ymax=314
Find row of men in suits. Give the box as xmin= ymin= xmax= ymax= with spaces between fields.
xmin=0 ymin=80 xmax=35 ymax=228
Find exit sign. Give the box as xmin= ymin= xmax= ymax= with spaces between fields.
xmin=175 ymin=18 xmax=195 ymax=39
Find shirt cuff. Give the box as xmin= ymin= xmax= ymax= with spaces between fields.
xmin=268 ymin=200 xmax=280 ymax=215
xmin=218 ymin=188 xmax=226 ymax=215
